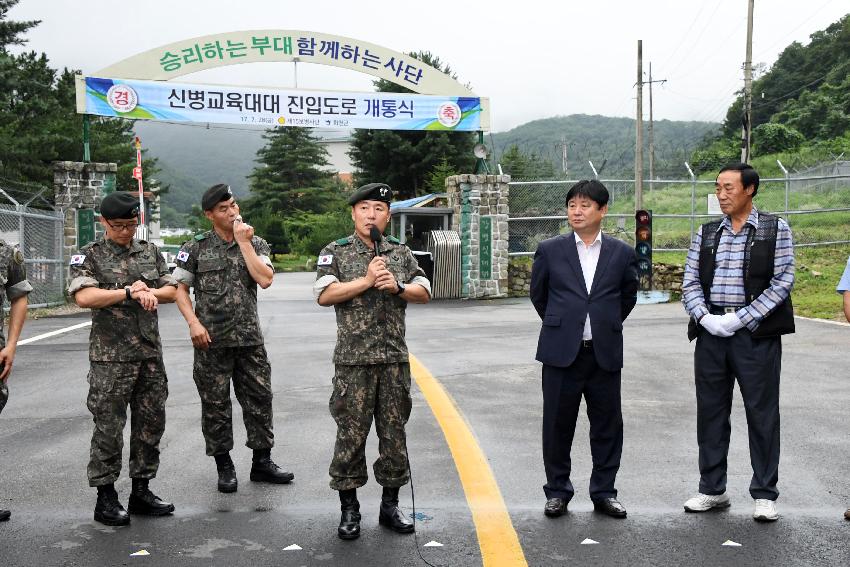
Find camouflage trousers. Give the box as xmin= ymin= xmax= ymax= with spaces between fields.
xmin=193 ymin=344 xmax=274 ymax=456
xmin=0 ymin=378 xmax=7 ymax=414
xmin=328 ymin=363 xmax=412 ymax=491
xmin=86 ymin=358 xmax=168 ymax=487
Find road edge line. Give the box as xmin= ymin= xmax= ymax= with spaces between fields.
xmin=409 ymin=353 xmax=527 ymax=567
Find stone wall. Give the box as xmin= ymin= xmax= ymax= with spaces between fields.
xmin=53 ymin=161 xmax=116 ymax=269
xmin=445 ymin=174 xmax=510 ymax=298
xmin=507 ymin=257 xmax=685 ymax=296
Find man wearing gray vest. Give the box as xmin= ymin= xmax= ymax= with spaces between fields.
xmin=682 ymin=163 xmax=795 ymax=522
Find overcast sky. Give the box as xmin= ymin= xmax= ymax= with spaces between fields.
xmin=8 ymin=0 xmax=849 ymax=132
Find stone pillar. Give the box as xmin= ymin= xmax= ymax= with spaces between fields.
xmin=53 ymin=161 xmax=116 ymax=269
xmin=446 ymin=174 xmax=510 ymax=299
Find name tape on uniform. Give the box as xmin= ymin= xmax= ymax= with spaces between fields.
xmin=318 ymin=254 xmax=333 ymax=266
xmin=70 ymin=254 xmax=86 ymax=265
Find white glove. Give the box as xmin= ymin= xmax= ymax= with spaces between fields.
xmin=699 ymin=314 xmax=735 ymax=337
xmin=719 ymin=312 xmax=744 ymax=333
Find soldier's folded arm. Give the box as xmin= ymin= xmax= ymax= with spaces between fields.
xmin=71 ymin=281 xmax=130 ymax=309
xmin=316 ymin=277 xmax=374 ymax=306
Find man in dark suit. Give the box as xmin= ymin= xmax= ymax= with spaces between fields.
xmin=530 ymin=180 xmax=639 ymax=519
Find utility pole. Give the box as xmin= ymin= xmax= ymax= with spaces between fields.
xmin=636 ymin=40 xmax=644 ymax=211
xmin=741 ymin=0 xmax=755 ymax=163
xmin=647 ymin=62 xmax=667 ymax=193
xmin=561 ymin=136 xmax=568 ymax=176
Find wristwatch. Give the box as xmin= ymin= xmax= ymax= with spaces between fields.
xmin=125 ymin=286 xmax=132 ymax=300
xmin=394 ymin=279 xmax=406 ymax=295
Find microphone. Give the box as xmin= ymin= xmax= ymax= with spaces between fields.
xmin=369 ymin=226 xmax=382 ymax=257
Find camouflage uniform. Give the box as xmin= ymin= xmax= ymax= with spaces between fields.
xmin=68 ymin=237 xmax=177 ymax=487
xmin=314 ymin=234 xmax=430 ymax=491
xmin=0 ymin=243 xmax=33 ymax=415
xmin=173 ymin=230 xmax=276 ymax=456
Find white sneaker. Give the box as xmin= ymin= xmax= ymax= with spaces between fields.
xmin=753 ymin=499 xmax=778 ymax=522
xmin=683 ymin=492 xmax=731 ymax=512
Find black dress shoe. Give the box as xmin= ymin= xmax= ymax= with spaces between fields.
xmin=250 ymin=450 xmax=294 ymax=484
xmin=544 ymin=497 xmax=567 ymax=517
xmin=378 ymin=487 xmax=414 ymax=534
xmin=128 ymin=479 xmax=175 ymax=516
xmin=0 ymin=509 xmax=10 ymax=521
xmin=94 ymin=485 xmax=130 ymax=526
xmin=593 ymin=497 xmax=627 ymax=518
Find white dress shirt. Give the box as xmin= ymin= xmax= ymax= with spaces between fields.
xmin=575 ymin=231 xmax=602 ymax=340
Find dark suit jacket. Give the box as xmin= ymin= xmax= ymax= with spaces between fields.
xmin=530 ymin=233 xmax=639 ymax=371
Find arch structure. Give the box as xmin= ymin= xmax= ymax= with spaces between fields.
xmin=75 ymin=30 xmax=489 ymax=131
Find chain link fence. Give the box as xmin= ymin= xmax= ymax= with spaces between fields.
xmin=508 ymin=163 xmax=850 ymax=255
xmin=0 ymin=184 xmax=65 ymax=308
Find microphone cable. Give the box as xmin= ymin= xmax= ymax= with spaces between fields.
xmin=406 ymin=445 xmax=440 ymax=567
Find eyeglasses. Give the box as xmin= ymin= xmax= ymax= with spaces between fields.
xmin=106 ymin=221 xmax=139 ymax=233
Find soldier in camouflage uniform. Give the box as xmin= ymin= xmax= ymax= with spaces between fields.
xmin=174 ymin=184 xmax=293 ymax=494
xmin=69 ymin=191 xmax=177 ymax=526
xmin=314 ymin=183 xmax=431 ymax=540
xmin=0 ymin=241 xmax=33 ymax=522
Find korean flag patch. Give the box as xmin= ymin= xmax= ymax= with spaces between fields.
xmin=70 ymin=254 xmax=86 ymax=266
xmin=176 ymin=250 xmax=190 ymax=262
xmin=318 ymin=254 xmax=333 ymax=266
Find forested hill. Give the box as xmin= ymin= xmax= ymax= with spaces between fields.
xmin=489 ymin=114 xmax=717 ymax=179
xmin=141 ymin=113 xmax=717 ymax=221
xmin=133 ymin=121 xmax=266 ymax=217
xmin=720 ymin=13 xmax=850 ymax=141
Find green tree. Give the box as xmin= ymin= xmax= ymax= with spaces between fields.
xmin=498 ymin=144 xmax=556 ymax=180
xmin=424 ymin=157 xmax=457 ymax=193
xmin=0 ymin=0 xmax=38 ymax=52
xmin=0 ymin=5 xmax=159 ymax=196
xmin=348 ymin=51 xmax=475 ymax=199
xmin=752 ymin=123 xmax=805 ymax=155
xmin=243 ymin=126 xmax=336 ymax=217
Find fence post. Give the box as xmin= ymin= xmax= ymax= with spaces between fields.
xmin=776 ymin=159 xmax=790 ymax=218
xmin=684 ymin=162 xmax=696 ymax=240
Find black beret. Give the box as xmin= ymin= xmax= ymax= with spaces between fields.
xmin=202 ymin=183 xmax=233 ymax=211
xmin=347 ymin=183 xmax=393 ymax=206
xmin=100 ymin=191 xmax=140 ymax=220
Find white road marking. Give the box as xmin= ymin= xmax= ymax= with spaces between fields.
xmin=18 ymin=321 xmax=91 ymax=345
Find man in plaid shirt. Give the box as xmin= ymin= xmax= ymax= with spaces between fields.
xmin=681 ymin=163 xmax=794 ymax=523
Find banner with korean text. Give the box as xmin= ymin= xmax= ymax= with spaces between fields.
xmin=81 ymin=76 xmax=484 ymax=131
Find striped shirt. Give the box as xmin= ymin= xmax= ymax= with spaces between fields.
xmin=682 ymin=207 xmax=795 ymax=331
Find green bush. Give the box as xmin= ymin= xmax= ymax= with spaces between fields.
xmin=285 ymin=211 xmax=354 ymax=257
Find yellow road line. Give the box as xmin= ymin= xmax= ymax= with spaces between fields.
xmin=409 ymin=354 xmax=528 ymax=567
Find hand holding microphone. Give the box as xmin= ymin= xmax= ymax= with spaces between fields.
xmin=233 ymin=214 xmax=254 ymax=242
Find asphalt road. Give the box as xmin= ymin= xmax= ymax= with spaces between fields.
xmin=0 ymin=272 xmax=848 ymax=566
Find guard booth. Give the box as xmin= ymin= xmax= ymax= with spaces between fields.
xmin=389 ymin=194 xmax=460 ymax=299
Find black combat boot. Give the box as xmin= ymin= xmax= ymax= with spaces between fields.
xmin=379 ymin=486 xmax=414 ymax=533
xmin=0 ymin=509 xmax=9 ymax=522
xmin=128 ymin=479 xmax=175 ymax=516
xmin=250 ymin=449 xmax=294 ymax=484
xmin=94 ymin=484 xmax=130 ymax=526
xmin=214 ymin=453 xmax=238 ymax=493
xmin=337 ymin=489 xmax=361 ymax=540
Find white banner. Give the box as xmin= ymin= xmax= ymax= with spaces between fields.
xmin=81 ymin=76 xmax=483 ymax=131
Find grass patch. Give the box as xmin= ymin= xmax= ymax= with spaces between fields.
xmin=272 ymin=254 xmax=315 ymax=273
xmin=792 ymin=245 xmax=850 ymax=321
xmin=645 ymin=246 xmax=850 ymax=321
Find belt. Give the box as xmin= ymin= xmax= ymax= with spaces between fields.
xmin=708 ymin=305 xmax=743 ymax=315
xmin=580 ymin=339 xmax=593 ymax=349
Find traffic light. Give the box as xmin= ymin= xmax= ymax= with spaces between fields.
xmin=635 ymin=209 xmax=652 ymax=291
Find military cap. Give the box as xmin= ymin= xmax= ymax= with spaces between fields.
xmin=202 ymin=183 xmax=234 ymax=211
xmin=99 ymin=191 xmax=140 ymax=220
xmin=347 ymin=183 xmax=393 ymax=206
